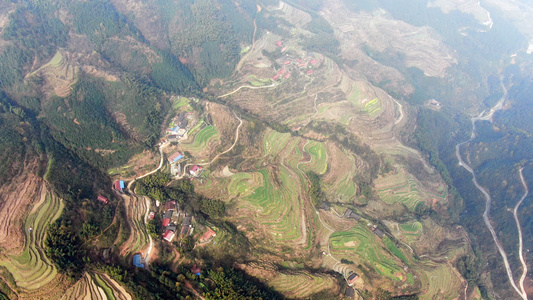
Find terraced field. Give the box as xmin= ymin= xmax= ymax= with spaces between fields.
xmin=299 ymin=141 xmax=328 ymax=175
xmin=119 ymin=195 xmax=149 ymax=258
xmin=361 ymin=97 xmax=383 ymax=119
xmin=375 ymin=171 xmax=424 ymax=211
xmin=62 ymin=272 xmax=132 ymax=300
xmin=180 ymin=125 xmax=219 ymax=153
xmin=322 ymin=145 xmax=357 ymax=202
xmin=400 ymin=221 xmax=423 ymax=241
xmin=329 ymin=224 xmax=407 ymax=282
xmin=222 ymin=129 xmax=319 ymax=245
xmin=0 ymin=190 xmax=65 ymax=292
xmin=263 ymin=130 xmax=293 ymax=157
xmin=270 ymin=271 xmax=335 ymax=298
xmin=186 ymin=119 xmax=205 ymax=138
xmin=227 ymin=172 xmax=262 ymax=198
xmin=418 ymin=262 xmax=463 ymax=300
xmin=27 ymin=50 xmax=77 ymax=97
xmin=243 ymin=168 xmax=304 ymax=243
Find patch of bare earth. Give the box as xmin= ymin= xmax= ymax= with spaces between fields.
xmin=113 ymin=149 xmax=158 ymax=181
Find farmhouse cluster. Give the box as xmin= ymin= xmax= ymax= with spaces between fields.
xmin=270 ymin=40 xmax=321 ymax=82
xmin=163 ymin=109 xmax=204 ymax=179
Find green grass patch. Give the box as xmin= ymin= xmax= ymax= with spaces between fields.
xmin=303 ymin=141 xmax=327 ymax=175
xmin=383 ymin=237 xmax=408 ymax=264
xmin=247 ymin=75 xmax=271 ymax=87
xmin=173 ymin=97 xmax=190 ymax=110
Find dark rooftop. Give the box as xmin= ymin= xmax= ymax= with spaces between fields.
xmin=347 ymin=273 xmax=358 ymax=281
xmin=182 ymin=216 xmax=192 ymax=226
xmin=345 ymin=287 xmax=355 ymax=297
xmin=349 ymin=212 xmax=361 ymax=220
xmin=343 ymin=208 xmax=353 ymax=217
xmin=181 ymin=225 xmax=190 ymax=235
xmin=177 ymin=111 xmax=187 ymax=123
xmin=373 ymin=228 xmax=385 ymax=238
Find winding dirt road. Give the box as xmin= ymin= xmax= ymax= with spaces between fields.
xmin=515 ymin=167 xmax=529 ymax=298
xmin=127 ymin=144 xmax=167 ymax=192
xmin=455 ymin=81 xmax=528 ymax=300
xmin=178 ymin=110 xmax=243 ymax=179
xmin=217 ymin=83 xmax=278 ymax=99
xmin=123 ymin=107 xmax=243 ymax=270
xmin=142 ymin=196 xmax=154 ymax=270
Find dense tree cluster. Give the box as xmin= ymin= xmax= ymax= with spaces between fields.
xmin=205 ymin=267 xmax=282 ymax=300
xmin=307 ymin=171 xmax=326 ymax=207
xmin=136 ymin=172 xmax=225 ymax=219
xmin=45 ymin=219 xmax=85 ymax=277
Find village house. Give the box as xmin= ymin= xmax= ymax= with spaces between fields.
xmin=180 ymin=225 xmax=191 ymax=237
xmin=343 ymin=208 xmax=361 ymax=220
xmin=132 ymin=254 xmax=144 ymax=268
xmin=114 ymin=180 xmax=125 ymax=192
xmin=199 ymin=228 xmax=216 ymax=243
xmin=162 ymin=210 xmax=173 ymax=228
xmin=190 ymin=165 xmax=203 ymax=177
xmin=371 ymin=226 xmax=385 ymax=239
xmin=163 ymin=230 xmax=175 ymax=242
xmin=165 ymin=201 xmax=176 ymax=211
xmin=168 ymin=151 xmax=184 ymax=164
xmin=167 ymin=126 xmax=180 ymax=135
xmin=345 ymin=287 xmax=355 ymax=298
xmin=171 ymin=163 xmax=181 ymax=177
xmin=347 ymin=272 xmax=359 ymax=286
xmin=191 ymin=264 xmax=202 ymax=276
xmin=181 ymin=216 xmax=193 ymax=238
xmin=177 ymin=111 xmax=187 ymax=123
xmin=179 ymin=118 xmax=189 ymax=129
xmin=167 ymin=224 xmax=177 ymax=232
xmin=167 ymin=134 xmax=179 ymax=143
xmin=97 ymin=195 xmax=109 ymax=204
xmin=102 ymin=248 xmax=111 ymax=264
